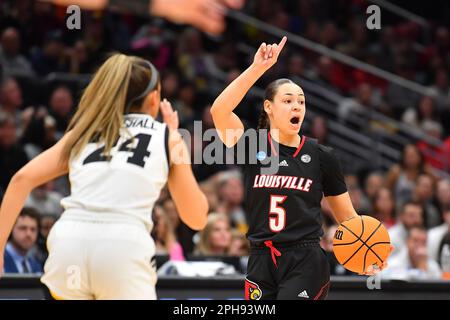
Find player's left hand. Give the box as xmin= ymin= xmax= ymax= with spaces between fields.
xmin=160 ymin=98 xmax=179 ymax=131
xmin=360 ymin=244 xmax=395 ymax=276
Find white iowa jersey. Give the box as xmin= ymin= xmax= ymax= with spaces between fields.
xmin=61 ymin=113 xmax=169 ymax=231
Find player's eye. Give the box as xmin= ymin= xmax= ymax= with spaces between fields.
xmin=285 ymin=99 xmax=291 ymax=104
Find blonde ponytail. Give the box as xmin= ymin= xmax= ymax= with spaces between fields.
xmin=62 ymin=54 xmax=157 ymax=162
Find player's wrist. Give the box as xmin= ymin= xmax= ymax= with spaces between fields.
xmin=249 ymin=62 xmax=268 ymax=77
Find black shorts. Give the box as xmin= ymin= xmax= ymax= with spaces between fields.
xmin=245 ymin=240 xmax=330 ymax=300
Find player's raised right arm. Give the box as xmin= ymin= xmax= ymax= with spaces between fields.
xmin=210 ymin=36 xmax=287 ymax=148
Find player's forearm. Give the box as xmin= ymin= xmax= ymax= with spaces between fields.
xmin=0 ymin=174 xmax=33 ymax=247
xmin=325 ymin=193 xmax=359 ymax=224
xmin=211 ymin=63 xmax=265 ymax=119
xmin=181 ymin=191 xmax=208 ymax=231
xmin=333 ymin=209 xmax=358 ymax=224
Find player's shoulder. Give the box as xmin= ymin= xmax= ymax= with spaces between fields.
xmin=302 ymin=136 xmax=333 ymax=153
xmin=311 ymin=140 xmax=340 ymax=164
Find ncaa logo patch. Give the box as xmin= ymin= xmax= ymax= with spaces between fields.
xmin=301 ymin=154 xmax=311 ymax=163
xmin=256 ymin=151 xmax=267 ymax=161
xmin=245 ymin=279 xmax=262 ymax=300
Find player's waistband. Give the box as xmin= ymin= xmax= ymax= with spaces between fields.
xmin=250 ymin=238 xmax=320 ymax=254
xmin=59 ymin=208 xmax=151 ymax=232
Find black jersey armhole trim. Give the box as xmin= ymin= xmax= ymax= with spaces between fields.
xmin=164 ymin=124 xmax=170 ymax=168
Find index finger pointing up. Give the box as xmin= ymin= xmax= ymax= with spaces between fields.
xmin=278 ymin=36 xmax=287 ymax=52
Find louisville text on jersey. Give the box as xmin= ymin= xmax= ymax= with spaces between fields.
xmin=252 ymin=174 xmax=313 ymax=192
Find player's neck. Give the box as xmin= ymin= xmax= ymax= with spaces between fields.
xmin=269 ymin=128 xmax=301 ymax=148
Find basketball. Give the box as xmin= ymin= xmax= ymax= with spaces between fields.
xmin=332 ymin=215 xmax=391 ymax=274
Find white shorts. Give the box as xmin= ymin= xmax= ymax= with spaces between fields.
xmin=41 ymin=217 xmax=157 ymax=300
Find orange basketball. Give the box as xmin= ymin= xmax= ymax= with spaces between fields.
xmin=332 ymin=215 xmax=391 ymax=274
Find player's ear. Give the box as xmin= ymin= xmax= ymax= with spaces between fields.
xmin=145 ymin=90 xmax=160 ymax=117
xmin=264 ymin=99 xmax=272 ymax=115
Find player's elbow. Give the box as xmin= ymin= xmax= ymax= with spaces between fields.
xmin=210 ymin=101 xmax=226 ymax=124
xmin=10 ymin=169 xmax=33 ymax=190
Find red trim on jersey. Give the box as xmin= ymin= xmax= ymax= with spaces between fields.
xmin=293 ymin=135 xmax=306 ymax=158
xmin=264 ymin=240 xmax=282 ymax=268
xmin=314 ymin=281 xmax=330 ymax=300
xmin=268 ymin=132 xmax=306 ymax=158
xmin=267 ymin=132 xmax=278 ymax=157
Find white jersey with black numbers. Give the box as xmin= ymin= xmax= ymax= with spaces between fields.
xmin=60 ymin=113 xmax=169 ymax=232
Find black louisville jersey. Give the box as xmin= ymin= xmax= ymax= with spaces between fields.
xmin=232 ymin=131 xmax=347 ymax=244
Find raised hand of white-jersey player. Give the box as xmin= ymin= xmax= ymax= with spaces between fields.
xmin=160 ymin=98 xmax=179 ymax=131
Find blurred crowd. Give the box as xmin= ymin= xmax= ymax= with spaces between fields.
xmin=1 ymin=0 xmax=450 ymax=280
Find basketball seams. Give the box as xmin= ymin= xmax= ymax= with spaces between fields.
xmin=334 ymin=216 xmax=365 ymax=246
xmin=359 ymin=221 xmax=384 ymax=273
xmin=340 ymin=217 xmax=366 ymax=265
xmin=333 ymin=216 xmax=391 ymax=274
xmin=341 ymin=220 xmax=383 ymax=272
xmin=362 ymin=241 xmax=391 ymax=273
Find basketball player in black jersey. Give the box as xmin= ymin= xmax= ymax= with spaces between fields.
xmin=211 ymin=36 xmax=393 ymax=300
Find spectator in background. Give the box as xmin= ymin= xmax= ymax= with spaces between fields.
xmin=194 ymin=213 xmax=232 ymax=256
xmin=370 ymin=188 xmax=396 ymax=228
xmin=20 ymin=105 xmax=58 ymax=158
xmin=228 ymin=229 xmax=250 ymax=257
xmin=31 ymin=30 xmax=70 ymax=76
xmin=402 ymin=95 xmax=440 ymax=131
xmin=2 ymin=208 xmax=43 ymax=273
xmin=344 ymin=174 xmax=367 ymax=214
xmin=309 ymin=115 xmax=330 ymax=146
xmin=25 ymin=182 xmax=63 ymax=218
xmin=67 ymin=40 xmax=91 ymax=74
xmin=31 ymin=214 xmax=57 ymax=266
xmin=367 ymin=26 xmax=395 ymax=72
xmin=436 ymin=179 xmax=450 ymax=213
xmin=383 ymin=227 xmax=441 ymax=280
xmin=153 ymin=205 xmax=185 ymax=261
xmin=0 ymin=77 xmax=24 ymax=124
xmin=161 ymin=70 xmax=181 ymax=102
xmin=48 ymin=85 xmax=74 ymax=139
xmin=417 ymin=120 xmax=450 ymax=171
xmin=428 ymin=68 xmax=450 ymax=112
xmin=176 ymin=82 xmax=196 ymax=127
xmin=0 ymin=111 xmax=28 ymax=191
xmin=217 ymin=171 xmax=247 ymax=234
xmin=361 ymin=172 xmax=385 ymax=212
xmin=200 ymin=180 xmax=224 ymax=214
xmin=389 ymin=201 xmax=425 ymax=259
xmin=411 ymin=173 xmax=441 ymax=228
xmin=0 ymin=27 xmax=34 ymax=77
xmin=338 ymin=83 xmax=375 ymax=124
xmin=131 ymin=19 xmax=172 ymax=71
xmin=428 ymin=206 xmax=450 ymax=263
xmin=162 ymin=198 xmax=196 ymax=256
xmin=385 ymin=63 xmax=420 ymax=119
xmin=176 ymin=28 xmax=215 ymax=91
xmin=386 ymin=144 xmax=432 ymax=206
xmin=313 ymin=56 xmax=342 ymax=95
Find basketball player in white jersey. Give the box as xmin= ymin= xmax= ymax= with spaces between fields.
xmin=0 ymin=54 xmax=208 ymax=299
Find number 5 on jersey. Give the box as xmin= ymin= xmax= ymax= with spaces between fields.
xmin=269 ymin=195 xmax=287 ymax=232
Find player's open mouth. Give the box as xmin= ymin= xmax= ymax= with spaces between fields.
xmin=290 ymin=117 xmax=300 ymax=124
